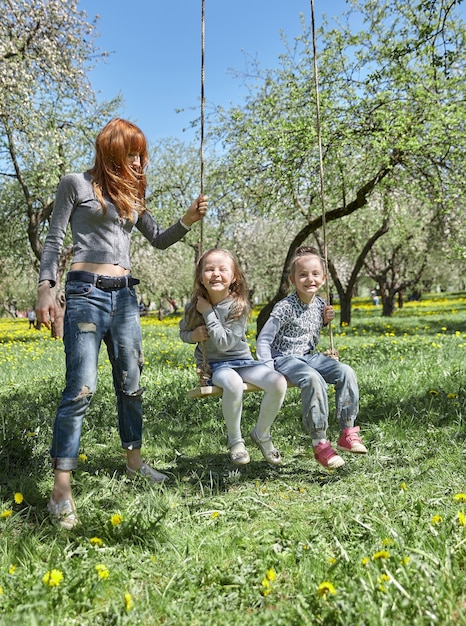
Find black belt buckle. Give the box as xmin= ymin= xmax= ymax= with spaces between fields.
xmin=95 ymin=275 xmax=140 ymax=290
xmin=96 ymin=276 xmax=126 ymax=290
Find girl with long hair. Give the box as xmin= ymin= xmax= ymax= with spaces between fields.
xmin=36 ymin=118 xmax=208 ymax=529
xmin=180 ymin=248 xmax=287 ymax=467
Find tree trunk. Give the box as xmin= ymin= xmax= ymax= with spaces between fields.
xmin=339 ymin=293 xmax=352 ymax=326
xmin=382 ymin=294 xmax=395 ymax=317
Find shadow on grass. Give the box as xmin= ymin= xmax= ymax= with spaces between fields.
xmin=1 ymin=368 xmax=464 ymax=508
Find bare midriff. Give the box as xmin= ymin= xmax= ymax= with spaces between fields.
xmin=70 ymin=262 xmax=130 ymax=277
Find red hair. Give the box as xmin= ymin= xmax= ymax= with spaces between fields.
xmin=89 ymin=118 xmax=149 ymax=219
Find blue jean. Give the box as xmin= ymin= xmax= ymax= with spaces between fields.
xmin=50 ymin=280 xmax=144 ymax=470
xmin=273 ymin=352 xmax=359 ymax=440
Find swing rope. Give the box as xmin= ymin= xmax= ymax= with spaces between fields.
xmin=309 ymin=0 xmax=338 ymax=359
xmin=199 ymin=0 xmax=206 ymax=259
xmin=197 ymin=0 xmax=212 ymax=387
xmin=189 ymin=0 xmax=336 ymax=398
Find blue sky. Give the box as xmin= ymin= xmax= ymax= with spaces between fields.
xmin=78 ymin=0 xmax=351 ymax=145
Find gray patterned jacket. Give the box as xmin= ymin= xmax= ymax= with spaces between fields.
xmin=256 ymin=292 xmax=326 ymax=364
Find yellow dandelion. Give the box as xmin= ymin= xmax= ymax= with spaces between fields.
xmin=453 ymin=493 xmax=466 ymax=503
xmin=211 ymin=511 xmax=220 ymax=519
xmin=78 ymin=453 xmax=88 ymax=462
xmin=327 ymin=557 xmax=337 ymax=564
xmin=373 ymin=550 xmax=389 ymax=560
xmin=266 ymin=568 xmax=277 ymax=582
xmin=14 ymin=493 xmax=23 ymax=505
xmin=110 ymin=513 xmax=123 ymax=527
xmin=458 ymin=511 xmax=466 ymax=527
xmin=8 ymin=564 xmax=16 ymax=575
xmin=90 ymin=537 xmax=103 ymax=547
xmin=429 ymin=389 xmax=439 ymax=396
xmin=401 ymin=556 xmax=410 ymax=566
xmin=124 ymin=592 xmax=132 ymax=612
xmin=1 ymin=510 xmax=12 ymax=519
xmin=361 ymin=557 xmax=370 ymax=566
xmin=431 ymin=515 xmax=442 ymax=525
xmin=42 ymin=569 xmax=64 ymax=587
xmin=318 ymin=581 xmax=336 ymax=596
xmin=0 ymin=586 xmax=3 ymax=595
xmin=382 ymin=538 xmax=393 ymax=546
xmin=261 ymin=577 xmax=272 ymax=595
xmin=400 ymin=483 xmax=408 ymax=491
xmin=95 ymin=564 xmax=109 ymax=580
xmin=378 ymin=574 xmax=390 ymax=583
xmin=447 ymin=393 xmax=458 ymax=399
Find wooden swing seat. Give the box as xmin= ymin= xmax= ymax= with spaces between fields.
xmin=187 ymin=380 xmax=295 ymax=399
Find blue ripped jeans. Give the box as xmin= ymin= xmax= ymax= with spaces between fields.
xmin=50 ymin=279 xmax=144 ymax=470
xmin=273 ymin=352 xmax=359 ymax=441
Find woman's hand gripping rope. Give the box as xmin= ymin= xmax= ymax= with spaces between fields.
xmin=182 ymin=194 xmax=208 ymax=227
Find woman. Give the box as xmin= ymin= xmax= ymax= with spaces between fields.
xmin=36 ymin=118 xmax=207 ymax=529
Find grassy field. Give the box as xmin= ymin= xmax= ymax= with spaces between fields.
xmin=0 ymin=294 xmax=465 ymax=625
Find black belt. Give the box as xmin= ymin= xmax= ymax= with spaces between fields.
xmin=66 ymin=270 xmax=140 ymax=290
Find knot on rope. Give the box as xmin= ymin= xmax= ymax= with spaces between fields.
xmin=323 ymin=348 xmax=339 ymax=361
xmin=196 ymin=364 xmax=211 ymax=387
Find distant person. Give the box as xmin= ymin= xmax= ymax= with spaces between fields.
xmin=27 ymin=309 xmax=36 ymax=329
xmin=371 ymin=289 xmax=380 ymax=306
xmin=35 ymin=118 xmax=208 ymax=529
xmin=179 ymin=248 xmax=287 ymax=466
xmin=256 ymin=246 xmax=367 ymax=470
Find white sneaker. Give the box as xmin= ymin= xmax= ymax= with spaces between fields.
xmin=126 ymin=463 xmax=168 ymax=483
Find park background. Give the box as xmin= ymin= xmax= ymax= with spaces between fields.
xmin=1 ymin=0 xmax=466 ymax=624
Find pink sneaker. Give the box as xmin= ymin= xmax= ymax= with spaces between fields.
xmin=337 ymin=426 xmax=367 ymax=454
xmin=314 ymin=441 xmax=345 ymax=469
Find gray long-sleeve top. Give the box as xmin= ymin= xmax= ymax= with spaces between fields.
xmin=179 ymin=297 xmax=252 ymax=368
xmin=39 ymin=171 xmax=189 ymax=284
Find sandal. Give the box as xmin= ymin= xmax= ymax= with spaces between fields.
xmin=228 ymin=439 xmax=250 ymax=466
xmin=337 ymin=426 xmax=367 ymax=454
xmin=126 ymin=463 xmax=168 ymax=483
xmin=314 ymin=441 xmax=345 ymax=469
xmin=47 ymin=496 xmax=78 ymax=530
xmin=250 ymin=428 xmax=282 ymax=466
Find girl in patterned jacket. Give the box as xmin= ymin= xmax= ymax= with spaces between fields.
xmin=256 ymin=246 xmax=367 ymax=469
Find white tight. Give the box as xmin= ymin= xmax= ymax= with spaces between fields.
xmin=211 ymin=365 xmax=287 ymax=447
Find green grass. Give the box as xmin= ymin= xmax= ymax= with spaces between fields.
xmin=0 ymin=294 xmax=465 ymax=625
